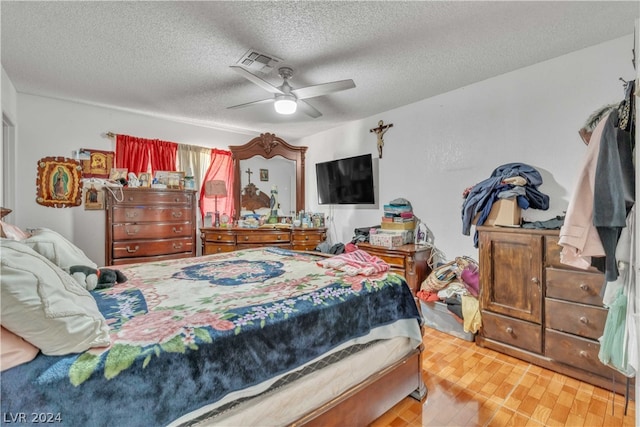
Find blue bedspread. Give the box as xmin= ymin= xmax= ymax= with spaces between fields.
xmin=1 ymin=248 xmax=421 ymax=426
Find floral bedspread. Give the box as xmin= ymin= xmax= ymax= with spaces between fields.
xmin=1 ymin=248 xmax=421 ymax=427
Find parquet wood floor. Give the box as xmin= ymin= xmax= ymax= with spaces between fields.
xmin=371 ymin=327 xmax=636 ymax=427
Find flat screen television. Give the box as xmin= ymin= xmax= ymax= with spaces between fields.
xmin=316 ymin=154 xmax=375 ymax=205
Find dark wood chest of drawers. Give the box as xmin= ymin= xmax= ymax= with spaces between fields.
xmin=201 ymin=227 xmax=326 ymax=255
xmin=105 ymin=188 xmax=197 ymax=265
xmin=476 ymin=226 xmax=631 ymax=396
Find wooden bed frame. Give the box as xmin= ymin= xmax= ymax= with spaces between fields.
xmin=293 ymin=346 xmax=427 ymax=426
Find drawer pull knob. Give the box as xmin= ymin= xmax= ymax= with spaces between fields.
xmin=277 ymin=235 xmax=282 ymax=240
xmin=125 ymin=228 xmax=139 ymax=235
xmin=172 ymin=227 xmax=182 ymax=233
xmin=531 ymin=277 xmax=539 ymax=284
xmin=305 ymin=236 xmax=309 ymax=240
xmin=217 ymin=248 xmax=222 ymax=253
xmin=244 ymin=236 xmax=249 ymax=241
xmin=579 ymin=350 xmax=588 ymax=358
xmin=126 ymin=245 xmax=139 ymax=253
xmin=217 ymin=235 xmax=222 ymax=240
xmin=579 ymin=283 xmax=589 ymax=291
xmin=172 ymin=211 xmax=183 ymax=218
xmin=506 ymin=327 xmax=513 ymax=334
xmin=175 ymin=198 xmax=180 ymax=202
xmin=579 ymin=316 xmax=589 ymax=324
xmin=173 ymin=243 xmax=182 ymax=249
xmin=128 ymin=197 xmax=134 ymax=201
xmin=126 ymin=212 xmax=139 ymax=219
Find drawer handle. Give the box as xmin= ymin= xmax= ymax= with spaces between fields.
xmin=126 ymin=245 xmax=139 ymax=253
xmin=579 ymin=350 xmax=588 ymax=358
xmin=172 ymin=227 xmax=183 ymax=233
xmin=173 ymin=243 xmax=183 ymax=249
xmin=579 ymin=316 xmax=589 ymax=324
xmin=125 ymin=227 xmax=139 ymax=235
xmin=128 ymin=196 xmax=134 ymax=201
xmin=244 ymin=236 xmax=249 ymax=241
xmin=126 ymin=212 xmax=139 ymax=219
xmin=216 ymin=247 xmax=222 ymax=253
xmin=305 ymin=236 xmax=309 ymax=240
xmin=505 ymin=327 xmax=513 ymax=335
xmin=174 ymin=197 xmax=180 ymax=202
xmin=172 ymin=211 xmax=183 ymax=218
xmin=277 ymin=235 xmax=282 ymax=240
xmin=217 ymin=235 xmax=222 ymax=240
xmin=579 ymin=283 xmax=589 ymax=291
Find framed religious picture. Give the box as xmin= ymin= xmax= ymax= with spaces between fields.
xmin=138 ymin=172 xmax=151 ymax=188
xmin=155 ymin=171 xmax=185 ymax=189
xmin=76 ymin=149 xmax=115 ymax=179
xmin=109 ymin=168 xmax=128 ymax=182
xmin=83 ymin=184 xmax=105 ymax=210
xmin=260 ymin=169 xmax=269 ymax=181
xmin=35 ymin=156 xmax=83 ymax=208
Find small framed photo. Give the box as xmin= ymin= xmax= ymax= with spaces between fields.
xmin=109 ymin=168 xmax=128 ymax=181
xmin=260 ymin=169 xmax=269 ymax=182
xmin=84 ymin=185 xmax=105 ymax=210
xmin=138 ymin=172 xmax=151 ymax=188
xmin=155 ymin=171 xmax=185 ymax=189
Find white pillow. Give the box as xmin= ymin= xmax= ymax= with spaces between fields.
xmin=21 ymin=228 xmax=97 ymax=270
xmin=0 ymin=240 xmax=110 ymax=356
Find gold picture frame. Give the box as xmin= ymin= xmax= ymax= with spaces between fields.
xmin=109 ymin=168 xmax=128 ymax=181
xmin=138 ymin=172 xmax=151 ymax=188
xmin=36 ymin=157 xmax=83 ymax=208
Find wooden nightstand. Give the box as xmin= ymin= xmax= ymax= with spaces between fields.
xmin=357 ymin=243 xmax=432 ymax=295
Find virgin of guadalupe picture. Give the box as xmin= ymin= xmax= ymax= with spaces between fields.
xmin=36 ymin=157 xmax=83 ymax=208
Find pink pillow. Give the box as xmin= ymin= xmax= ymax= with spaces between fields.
xmin=0 ymin=326 xmax=39 ymax=371
xmin=0 ymin=221 xmax=31 ymax=240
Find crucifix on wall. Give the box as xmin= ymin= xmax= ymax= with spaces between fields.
xmin=370 ymin=120 xmax=393 ymax=159
xmin=245 ymin=168 xmax=253 ymax=184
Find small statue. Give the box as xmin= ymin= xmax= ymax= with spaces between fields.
xmin=370 ymin=120 xmax=394 ymax=159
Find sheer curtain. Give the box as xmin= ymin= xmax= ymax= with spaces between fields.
xmin=177 ymin=144 xmax=211 ymax=190
xmin=200 ymin=149 xmax=235 ymax=221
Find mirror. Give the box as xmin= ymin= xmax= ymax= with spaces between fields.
xmin=229 ymin=133 xmax=307 ymax=220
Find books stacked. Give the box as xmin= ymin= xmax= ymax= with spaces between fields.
xmin=376 ymin=200 xmax=416 ymax=245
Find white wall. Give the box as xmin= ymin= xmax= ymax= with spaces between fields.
xmin=10 ymin=94 xmax=257 ymax=264
xmin=302 ymin=34 xmax=637 ymax=261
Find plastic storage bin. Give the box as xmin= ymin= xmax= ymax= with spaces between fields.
xmin=420 ymin=300 xmax=475 ymax=342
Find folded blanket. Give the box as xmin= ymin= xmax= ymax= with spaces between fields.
xmin=317 ymin=249 xmax=389 ymax=276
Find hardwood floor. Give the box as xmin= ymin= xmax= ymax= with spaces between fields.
xmin=371 ymin=327 xmax=636 ymax=426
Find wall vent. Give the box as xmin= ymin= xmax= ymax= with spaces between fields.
xmin=236 ymin=49 xmax=282 ymax=75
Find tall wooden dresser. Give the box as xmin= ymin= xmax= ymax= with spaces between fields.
xmin=105 ymin=188 xmax=197 ymax=265
xmin=476 ymin=226 xmax=632 ymax=396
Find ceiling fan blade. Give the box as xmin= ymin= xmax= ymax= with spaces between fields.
xmin=230 ymin=66 xmax=284 ymax=95
xmin=291 ymin=79 xmax=355 ymax=100
xmin=297 ymin=100 xmax=322 ymax=119
xmin=227 ymin=98 xmax=274 ymax=110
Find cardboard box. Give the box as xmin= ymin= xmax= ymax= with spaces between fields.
xmin=473 ymin=198 xmax=521 ymax=227
xmin=369 ymin=232 xmax=404 ymax=248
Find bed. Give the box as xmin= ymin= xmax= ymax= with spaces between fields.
xmin=0 ymin=234 xmax=425 ymax=426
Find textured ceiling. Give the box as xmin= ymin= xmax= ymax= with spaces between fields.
xmin=2 ymin=1 xmax=639 ymax=140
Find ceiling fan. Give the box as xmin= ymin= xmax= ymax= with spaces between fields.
xmin=227 ymin=66 xmax=355 ymax=118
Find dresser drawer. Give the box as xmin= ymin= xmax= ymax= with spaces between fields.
xmin=237 ymin=231 xmax=290 ymax=244
xmin=112 ymin=238 xmax=194 ymax=259
xmin=203 ymin=243 xmax=236 ymax=255
xmin=481 ymin=311 xmax=542 ymax=354
xmin=546 ymin=267 xmax=605 ymax=306
xmin=113 ymin=207 xmax=192 ymax=223
xmin=545 ymin=298 xmax=607 ymax=340
xmin=545 ymin=235 xmax=601 ymax=272
xmin=113 ymin=222 xmax=192 ymax=240
xmin=292 ymin=230 xmax=325 ymax=244
xmin=545 ymin=329 xmax=612 ymax=378
xmin=203 ymin=231 xmax=236 ymax=243
xmin=370 ymin=252 xmax=405 ymax=269
xmin=119 ymin=190 xmax=193 ymax=205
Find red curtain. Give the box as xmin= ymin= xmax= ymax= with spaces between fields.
xmin=115 ymin=135 xmax=151 ymax=175
xmin=115 ymin=134 xmax=177 ymax=176
xmin=199 ymin=149 xmax=235 ymax=221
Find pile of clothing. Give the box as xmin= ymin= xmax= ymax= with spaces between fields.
xmin=416 ymin=256 xmax=482 ymax=334
xmin=461 ymin=162 xmax=550 ymax=247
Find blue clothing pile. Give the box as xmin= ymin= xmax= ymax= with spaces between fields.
xmin=461 ymin=163 xmax=550 ymax=247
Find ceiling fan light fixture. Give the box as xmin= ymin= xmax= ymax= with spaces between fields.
xmin=274 ymin=95 xmax=297 ymax=115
